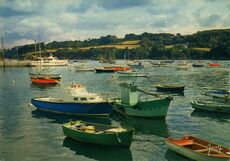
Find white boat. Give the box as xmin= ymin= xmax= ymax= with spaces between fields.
xmin=69 ymin=82 xmax=105 ymax=102
xmin=117 ymin=70 xmax=147 ymax=77
xmin=74 ymin=64 xmax=94 ymax=72
xmin=176 ymin=61 xmax=191 ymax=70
xmin=29 ymin=54 xmax=68 ymax=66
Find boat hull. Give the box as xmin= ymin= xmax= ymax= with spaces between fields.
xmin=62 ymin=122 xmax=133 ymax=147
xmin=31 ymin=98 xmax=113 ymax=116
xmin=117 ymin=71 xmax=147 ymax=77
xmin=94 ymin=68 xmax=115 ymax=73
xmin=31 ymin=78 xmax=60 ymax=84
xmin=190 ymin=101 xmax=230 ymax=113
xmin=165 ymin=141 xmax=229 ymax=161
xmin=156 ymin=84 xmax=185 ymax=93
xmin=115 ymin=97 xmax=171 ymax=118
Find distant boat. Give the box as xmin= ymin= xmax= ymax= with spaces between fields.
xmin=29 ymin=54 xmax=68 ymax=66
xmin=192 ymin=63 xmax=204 ymax=67
xmin=95 ymin=65 xmax=130 ymax=73
xmin=208 ymin=63 xmax=221 ymax=67
xmin=94 ymin=67 xmax=115 ymax=73
xmin=117 ymin=70 xmax=147 ymax=77
xmin=190 ymin=100 xmax=230 ymax=113
xmin=126 ymin=61 xmax=144 ymax=69
xmin=165 ymin=136 xmax=230 ymax=161
xmin=29 ymin=37 xmax=62 ymax=84
xmin=115 ymin=83 xmax=172 ymax=118
xmin=176 ymin=61 xmax=191 ymax=70
xmin=29 ymin=72 xmax=61 ymax=84
xmin=75 ymin=63 xmax=94 ymax=72
xmin=31 ymin=83 xmax=113 ymax=116
xmin=155 ymin=84 xmax=185 ymax=93
xmin=62 ymin=120 xmax=133 ymax=148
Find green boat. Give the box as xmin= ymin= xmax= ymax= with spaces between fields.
xmin=190 ymin=100 xmax=230 ymax=114
xmin=165 ymin=136 xmax=230 ymax=161
xmin=62 ymin=120 xmax=133 ymax=148
xmin=115 ymin=83 xmax=172 ymax=118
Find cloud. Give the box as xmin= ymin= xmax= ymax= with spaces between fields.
xmin=0 ymin=0 xmax=229 ymax=48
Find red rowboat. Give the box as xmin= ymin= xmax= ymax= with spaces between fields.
xmin=209 ymin=63 xmax=220 ymax=67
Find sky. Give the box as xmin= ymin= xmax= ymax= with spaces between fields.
xmin=0 ymin=0 xmax=229 ymax=48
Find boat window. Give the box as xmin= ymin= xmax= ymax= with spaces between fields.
xmin=80 ymin=97 xmax=87 ymax=101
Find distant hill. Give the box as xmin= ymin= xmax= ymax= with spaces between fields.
xmin=2 ymin=29 xmax=230 ymax=60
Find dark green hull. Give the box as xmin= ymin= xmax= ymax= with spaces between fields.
xmin=62 ymin=121 xmax=133 ymax=148
xmin=116 ymin=97 xmax=171 ymax=118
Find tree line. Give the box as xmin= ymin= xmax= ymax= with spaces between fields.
xmin=1 ymin=29 xmax=230 ymax=60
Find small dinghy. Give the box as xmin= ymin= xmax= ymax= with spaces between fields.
xmin=165 ymin=136 xmax=230 ymax=161
xmin=155 ymin=84 xmax=185 ymax=93
xmin=62 ymin=120 xmax=133 ymax=148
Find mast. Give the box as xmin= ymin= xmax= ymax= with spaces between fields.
xmin=1 ymin=28 xmax=5 ymax=68
xmin=38 ymin=30 xmax=41 ymax=73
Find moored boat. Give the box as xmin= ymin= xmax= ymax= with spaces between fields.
xmin=209 ymin=63 xmax=221 ymax=67
xmin=165 ymin=136 xmax=230 ymax=161
xmin=29 ymin=54 xmax=68 ymax=66
xmin=190 ymin=100 xmax=230 ymax=113
xmin=192 ymin=63 xmax=204 ymax=67
xmin=75 ymin=63 xmax=94 ymax=72
xmin=62 ymin=120 xmax=133 ymax=148
xmin=115 ymin=83 xmax=172 ymax=118
xmin=94 ymin=67 xmax=115 ymax=73
xmin=29 ymin=72 xmax=61 ymax=84
xmin=155 ymin=84 xmax=185 ymax=93
xmin=31 ymin=83 xmax=113 ymax=116
xmin=117 ymin=70 xmax=147 ymax=77
xmin=203 ymin=89 xmax=230 ymax=103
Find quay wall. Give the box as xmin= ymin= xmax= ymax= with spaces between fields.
xmin=0 ymin=60 xmax=30 ymax=67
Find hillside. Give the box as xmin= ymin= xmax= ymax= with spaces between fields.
xmin=2 ymin=29 xmax=230 ymax=60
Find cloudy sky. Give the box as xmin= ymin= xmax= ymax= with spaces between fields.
xmin=0 ymin=0 xmax=229 ymax=48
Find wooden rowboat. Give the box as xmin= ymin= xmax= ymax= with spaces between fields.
xmin=165 ymin=136 xmax=230 ymax=161
xmin=62 ymin=120 xmax=133 ymax=148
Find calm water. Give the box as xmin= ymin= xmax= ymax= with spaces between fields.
xmin=0 ymin=61 xmax=229 ymax=161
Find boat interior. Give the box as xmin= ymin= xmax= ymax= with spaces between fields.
xmin=68 ymin=121 xmax=127 ymax=134
xmin=168 ymin=136 xmax=230 ymax=158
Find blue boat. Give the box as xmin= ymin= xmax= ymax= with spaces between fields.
xmin=31 ymin=98 xmax=113 ymax=116
xmin=31 ymin=83 xmax=114 ymax=117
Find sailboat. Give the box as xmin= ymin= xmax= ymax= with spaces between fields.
xmin=29 ymin=33 xmax=61 ymax=84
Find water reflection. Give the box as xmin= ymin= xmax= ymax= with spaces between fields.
xmin=165 ymin=149 xmax=193 ymax=161
xmin=31 ymin=109 xmax=112 ymax=125
xmin=121 ymin=118 xmax=168 ymax=137
xmin=63 ymin=137 xmax=132 ymax=161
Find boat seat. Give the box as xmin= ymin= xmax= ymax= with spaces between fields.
xmin=175 ymin=139 xmax=194 ymax=146
xmin=195 ymin=149 xmax=209 ymax=153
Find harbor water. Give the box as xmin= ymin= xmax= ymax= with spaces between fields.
xmin=0 ymin=61 xmax=229 ymax=161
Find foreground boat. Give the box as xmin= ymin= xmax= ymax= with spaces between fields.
xmin=62 ymin=120 xmax=133 ymax=147
xmin=155 ymin=84 xmax=185 ymax=93
xmin=31 ymin=83 xmax=113 ymax=116
xmin=165 ymin=136 xmax=230 ymax=161
xmin=190 ymin=100 xmax=230 ymax=113
xmin=115 ymin=83 xmax=172 ymax=118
